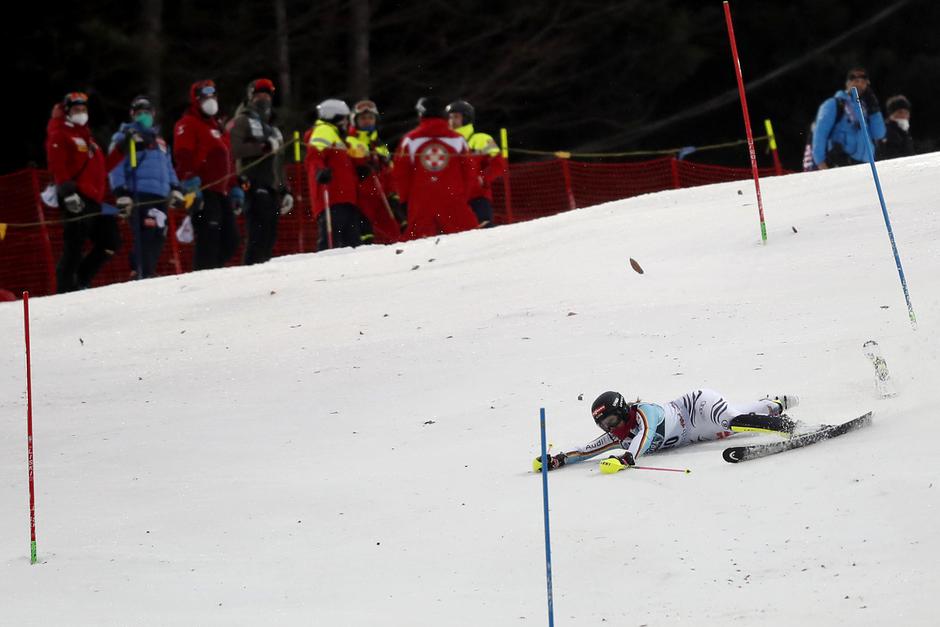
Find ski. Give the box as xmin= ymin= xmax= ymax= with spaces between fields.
xmin=722 ymin=411 xmax=873 ymax=463
xmin=863 ymin=340 xmax=897 ymax=398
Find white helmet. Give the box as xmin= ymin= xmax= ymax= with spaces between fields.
xmin=317 ymin=99 xmax=350 ymax=124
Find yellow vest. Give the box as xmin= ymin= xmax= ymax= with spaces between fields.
xmin=308 ymin=120 xmax=346 ymax=152
xmin=455 ymin=124 xmax=500 ymax=157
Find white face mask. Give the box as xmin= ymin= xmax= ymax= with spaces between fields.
xmin=200 ymin=98 xmax=219 ymax=117
xmin=895 ymin=118 xmax=910 ymax=132
xmin=68 ymin=112 xmax=89 ymax=126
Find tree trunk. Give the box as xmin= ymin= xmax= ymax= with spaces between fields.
xmin=349 ymin=0 xmax=370 ymax=99
xmin=142 ymin=0 xmax=163 ymax=109
xmin=275 ymin=0 xmax=292 ymax=110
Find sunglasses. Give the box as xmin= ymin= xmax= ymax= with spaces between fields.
xmin=848 ymin=74 xmax=868 ymax=81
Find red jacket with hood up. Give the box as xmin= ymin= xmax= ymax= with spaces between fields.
xmin=45 ymin=104 xmax=107 ymax=203
xmin=172 ymin=82 xmax=233 ymax=194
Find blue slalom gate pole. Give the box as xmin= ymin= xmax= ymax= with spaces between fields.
xmin=851 ymin=86 xmax=917 ymax=329
xmin=539 ymin=408 xmax=555 ymax=627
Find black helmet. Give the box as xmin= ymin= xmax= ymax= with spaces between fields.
xmin=130 ymin=95 xmax=154 ymax=113
xmin=591 ymin=391 xmax=631 ymax=432
xmin=415 ymin=96 xmax=445 ymax=119
xmin=445 ymin=99 xmax=475 ymax=124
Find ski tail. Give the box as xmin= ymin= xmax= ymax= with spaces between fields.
xmin=723 ymin=412 xmax=872 ymax=463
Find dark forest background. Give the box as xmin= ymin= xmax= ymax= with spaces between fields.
xmin=5 ymin=0 xmax=939 ymax=174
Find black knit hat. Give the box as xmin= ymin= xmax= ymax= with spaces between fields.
xmin=886 ymin=95 xmax=911 ymax=115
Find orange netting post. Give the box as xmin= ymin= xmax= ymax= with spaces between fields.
xmin=669 ymin=157 xmax=681 ymax=189
xmin=558 ymin=157 xmax=576 ymax=211
xmin=499 ymin=128 xmax=515 ymax=223
xmin=29 ymin=170 xmax=56 ymax=293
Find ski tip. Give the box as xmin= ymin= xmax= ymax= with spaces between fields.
xmin=723 ymin=447 xmax=744 ymax=463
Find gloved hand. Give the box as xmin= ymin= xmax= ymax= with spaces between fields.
xmin=279 ymin=193 xmax=294 ymax=215
xmin=599 ymin=453 xmax=635 ymax=475
xmin=532 ymin=452 xmax=566 ymax=472
xmin=169 ymin=189 xmax=186 ymax=209
xmin=355 ymin=164 xmax=372 ymax=181
xmin=62 ymin=193 xmax=84 ymax=214
xmin=229 ymin=186 xmax=246 ymax=215
xmin=145 ymin=208 xmax=167 ymax=230
xmin=115 ymin=193 xmax=134 ymax=218
xmin=862 ymin=87 xmax=880 ymax=113
xmin=180 ymin=177 xmax=202 ymax=201
xmin=264 ymin=135 xmax=281 ymax=153
xmin=56 ymin=181 xmax=83 ymax=214
xmin=315 ymin=168 xmax=332 ymax=184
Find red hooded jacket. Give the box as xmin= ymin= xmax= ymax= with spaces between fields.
xmin=45 ymin=105 xmax=107 ymax=203
xmin=172 ymin=83 xmax=233 ymax=194
xmin=393 ymin=118 xmax=478 ymax=240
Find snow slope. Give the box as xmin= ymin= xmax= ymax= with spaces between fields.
xmin=2 ymin=154 xmax=939 ymax=626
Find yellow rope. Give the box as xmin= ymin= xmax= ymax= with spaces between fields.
xmin=510 ymin=135 xmax=772 ymax=159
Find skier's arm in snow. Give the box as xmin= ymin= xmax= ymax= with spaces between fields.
xmin=540 ymin=432 xmax=622 ymax=470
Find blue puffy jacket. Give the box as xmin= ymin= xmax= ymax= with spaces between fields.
xmin=108 ymin=122 xmax=180 ymax=197
xmin=811 ymin=90 xmax=886 ymax=167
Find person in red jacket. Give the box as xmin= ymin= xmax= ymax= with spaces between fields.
xmin=446 ymin=99 xmax=507 ymax=227
xmin=173 ymin=80 xmax=240 ymax=270
xmin=394 ymin=96 xmax=478 ymax=241
xmin=347 ymin=99 xmax=403 ymax=244
xmin=304 ymin=98 xmax=364 ymax=250
xmin=45 ymin=92 xmax=119 ymax=293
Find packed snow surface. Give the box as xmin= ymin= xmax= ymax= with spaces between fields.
xmin=2 ymin=154 xmax=939 ymax=625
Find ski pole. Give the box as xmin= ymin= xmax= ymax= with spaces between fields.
xmin=851 ymin=86 xmax=917 ymax=329
xmin=323 ymin=187 xmax=333 ymax=249
xmin=634 ymin=465 xmax=691 ymax=474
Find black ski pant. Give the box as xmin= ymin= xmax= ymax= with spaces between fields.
xmin=469 ymin=196 xmax=494 ymax=227
xmin=317 ymin=203 xmax=363 ymax=251
xmin=128 ymin=192 xmax=168 ymax=279
xmin=243 ymin=186 xmax=280 ymax=265
xmin=192 ymin=190 xmax=240 ymax=270
xmin=56 ymin=198 xmax=121 ymax=293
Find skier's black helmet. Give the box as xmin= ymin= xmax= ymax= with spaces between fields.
xmin=415 ymin=96 xmax=446 ymax=119
xmin=591 ymin=391 xmax=630 ymax=432
xmin=445 ymin=99 xmax=475 ymax=124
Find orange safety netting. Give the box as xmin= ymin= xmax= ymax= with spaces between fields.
xmin=0 ymin=158 xmax=787 ymax=297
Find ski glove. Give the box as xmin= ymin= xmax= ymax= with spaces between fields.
xmin=229 ymin=186 xmax=246 ymax=215
xmin=169 ymin=189 xmax=187 ymax=209
xmin=279 ymin=193 xmax=294 ymax=215
xmin=115 ymin=194 xmax=134 ymax=218
xmin=315 ymin=168 xmax=332 ymax=184
xmin=180 ymin=177 xmax=203 ymax=201
xmin=863 ymin=87 xmax=880 ymax=114
xmin=62 ymin=193 xmax=84 ymax=214
xmin=532 ymin=453 xmax=566 ymax=472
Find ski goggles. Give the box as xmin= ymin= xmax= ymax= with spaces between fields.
xmin=196 ymin=84 xmax=217 ymax=99
xmin=353 ymin=100 xmax=379 ymax=116
xmin=64 ymin=92 xmax=89 ymax=108
xmin=596 ymin=412 xmax=625 ymax=432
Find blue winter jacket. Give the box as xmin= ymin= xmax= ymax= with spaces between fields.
xmin=811 ymin=90 xmax=886 ymax=167
xmin=108 ymin=122 xmax=180 ymax=197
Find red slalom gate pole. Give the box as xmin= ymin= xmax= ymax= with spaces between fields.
xmin=723 ymin=1 xmax=768 ymax=244
xmin=23 ymin=291 xmax=38 ymax=564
